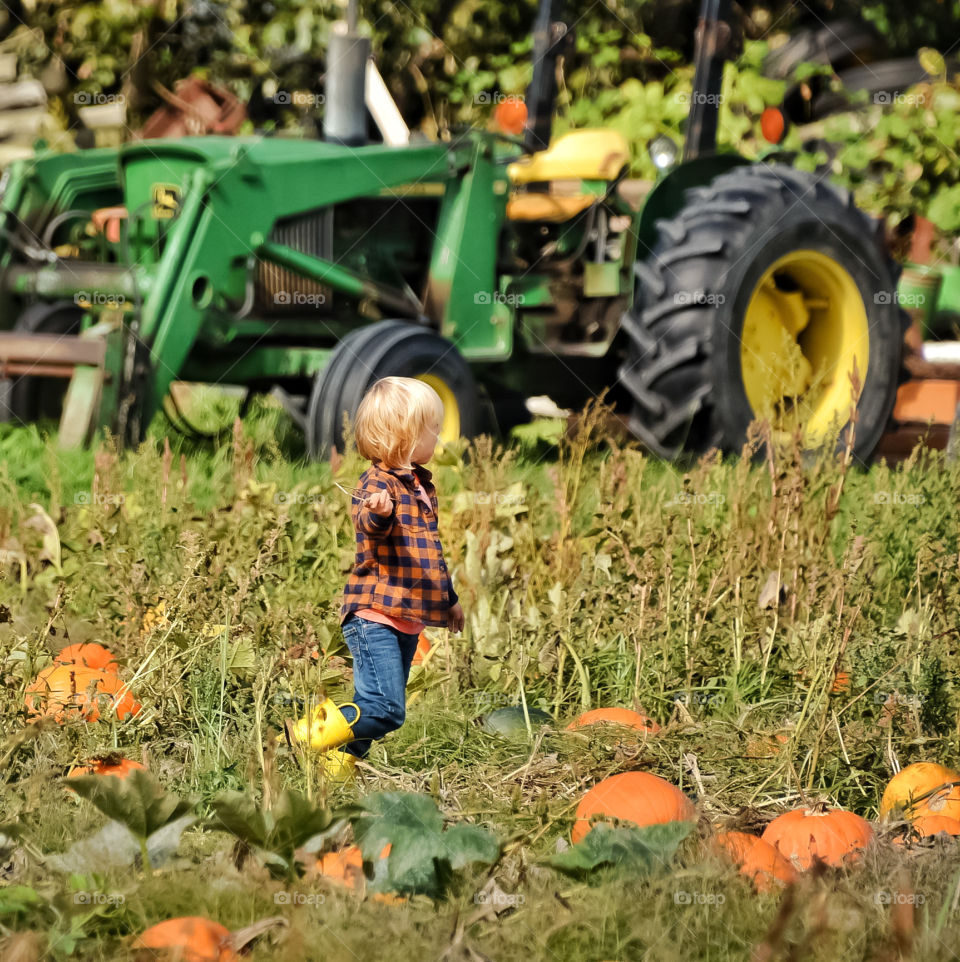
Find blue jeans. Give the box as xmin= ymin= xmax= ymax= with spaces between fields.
xmin=339 ymin=614 xmax=420 ymax=758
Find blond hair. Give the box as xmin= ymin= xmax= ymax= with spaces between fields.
xmin=353 ymin=376 xmax=444 ymax=466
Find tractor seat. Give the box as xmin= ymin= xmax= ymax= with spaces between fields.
xmin=507 ymin=130 xmax=630 ymax=185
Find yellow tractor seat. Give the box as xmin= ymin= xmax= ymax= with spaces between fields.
xmin=506 ymin=193 xmax=595 ymax=222
xmin=507 ymin=130 xmax=631 ymax=186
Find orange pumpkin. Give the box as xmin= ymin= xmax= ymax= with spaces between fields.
xmin=494 ymin=97 xmax=527 ymax=135
xmin=572 ymin=772 xmax=696 ymax=844
xmin=315 ymin=843 xmax=392 ymax=892
xmin=880 ymin=763 xmax=960 ymax=821
xmin=25 ymin=664 xmax=141 ymax=723
xmin=893 ymin=814 xmax=960 ymax=846
xmin=134 ymin=917 xmax=237 ymax=962
xmin=67 ymin=756 xmax=145 ymax=779
xmin=55 ymin=642 xmax=118 ymax=674
xmin=761 ymin=803 xmax=874 ymax=870
xmin=411 ymin=632 xmax=431 ymax=667
xmin=566 ymin=708 xmax=660 ymax=735
xmin=831 ymin=671 xmax=850 ymax=694
xmin=711 ymin=831 xmax=797 ymax=892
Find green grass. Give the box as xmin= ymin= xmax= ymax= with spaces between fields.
xmin=3 ymin=396 xmax=960 ymax=959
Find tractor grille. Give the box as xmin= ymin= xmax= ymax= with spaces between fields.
xmin=255 ymin=210 xmax=333 ymax=313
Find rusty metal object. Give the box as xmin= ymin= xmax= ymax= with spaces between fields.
xmin=0 ymin=332 xmax=107 ymax=379
xmin=137 ymin=77 xmax=246 ymax=140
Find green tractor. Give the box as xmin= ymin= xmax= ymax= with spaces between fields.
xmin=0 ymin=0 xmax=906 ymax=461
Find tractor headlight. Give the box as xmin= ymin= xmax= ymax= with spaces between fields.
xmin=649 ymin=135 xmax=679 ymax=172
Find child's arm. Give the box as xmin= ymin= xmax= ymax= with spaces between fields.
xmin=356 ymin=485 xmax=396 ymax=540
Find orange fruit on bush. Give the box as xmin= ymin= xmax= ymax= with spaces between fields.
xmin=711 ymin=831 xmax=797 ymax=892
xmin=25 ymin=664 xmax=141 ymax=723
xmin=566 ymin=708 xmax=660 ymax=734
xmin=880 ymin=762 xmax=960 ymax=821
xmin=761 ymin=803 xmax=874 ymax=870
xmin=572 ymin=772 xmax=696 ymax=844
xmin=55 ymin=642 xmax=118 ymax=673
xmin=134 ymin=917 xmax=236 ymax=962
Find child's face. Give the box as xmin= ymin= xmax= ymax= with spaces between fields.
xmin=409 ymin=410 xmax=442 ymax=465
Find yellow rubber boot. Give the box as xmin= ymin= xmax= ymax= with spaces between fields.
xmin=320 ymin=750 xmax=357 ymax=781
xmin=288 ymin=698 xmax=360 ymax=751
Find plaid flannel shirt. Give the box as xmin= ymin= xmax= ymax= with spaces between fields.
xmin=339 ymin=461 xmax=458 ymax=629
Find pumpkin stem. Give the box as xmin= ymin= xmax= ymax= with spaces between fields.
xmin=138 ymin=836 xmax=153 ymax=876
xmin=227 ymin=916 xmax=288 ymax=953
xmin=807 ymin=801 xmax=830 ymax=816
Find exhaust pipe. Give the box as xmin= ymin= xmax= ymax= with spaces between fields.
xmin=324 ymin=0 xmax=370 ymax=146
xmin=523 ymin=0 xmax=571 ymax=154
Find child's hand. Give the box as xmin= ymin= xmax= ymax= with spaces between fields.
xmin=447 ymin=602 xmax=464 ymax=633
xmin=364 ymin=489 xmax=394 ymax=517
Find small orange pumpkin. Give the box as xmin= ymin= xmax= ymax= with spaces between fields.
xmin=831 ymin=671 xmax=850 ymax=694
xmin=55 ymin=642 xmax=118 ymax=674
xmin=411 ymin=632 xmax=431 ymax=666
xmin=893 ymin=814 xmax=960 ymax=846
xmin=315 ymin=843 xmax=392 ymax=892
xmin=134 ymin=917 xmax=237 ymax=962
xmin=25 ymin=665 xmax=141 ymax=723
xmin=572 ymin=772 xmax=696 ymax=844
xmin=566 ymin=708 xmax=660 ymax=735
xmin=494 ymin=97 xmax=527 ymax=135
xmin=712 ymin=831 xmax=797 ymax=892
xmin=67 ymin=756 xmax=145 ymax=779
xmin=880 ymin=763 xmax=960 ymax=821
xmin=761 ymin=803 xmax=874 ymax=870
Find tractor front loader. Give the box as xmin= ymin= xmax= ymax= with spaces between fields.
xmin=0 ymin=0 xmax=907 ymax=463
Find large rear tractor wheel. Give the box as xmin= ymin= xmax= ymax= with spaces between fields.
xmin=619 ymin=165 xmax=905 ymax=460
xmin=306 ymin=320 xmax=479 ymax=460
xmin=0 ymin=301 xmax=84 ymax=426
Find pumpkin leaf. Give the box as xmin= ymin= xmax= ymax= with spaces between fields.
xmin=65 ymin=769 xmax=197 ymax=844
xmin=209 ymin=788 xmax=352 ymax=880
xmin=350 ymin=792 xmax=499 ymax=898
xmin=45 ymin=814 xmax=195 ymax=874
xmin=544 ymin=822 xmax=692 ymax=881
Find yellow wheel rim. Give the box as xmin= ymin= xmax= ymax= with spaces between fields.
xmin=414 ymin=373 xmax=461 ymax=451
xmin=741 ymin=250 xmax=869 ymax=446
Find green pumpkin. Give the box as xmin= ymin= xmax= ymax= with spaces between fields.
xmin=480 ymin=706 xmax=553 ymax=738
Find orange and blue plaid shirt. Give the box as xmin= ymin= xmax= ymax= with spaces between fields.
xmin=340 ymin=461 xmax=458 ymax=629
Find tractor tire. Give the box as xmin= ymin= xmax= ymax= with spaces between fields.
xmin=618 ymin=165 xmax=906 ymax=461
xmin=0 ymin=300 xmax=84 ymax=425
xmin=306 ymin=320 xmax=479 ymax=460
